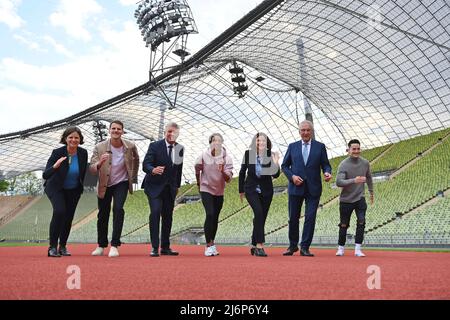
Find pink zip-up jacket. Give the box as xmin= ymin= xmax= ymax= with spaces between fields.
xmin=194 ymin=147 xmax=233 ymax=196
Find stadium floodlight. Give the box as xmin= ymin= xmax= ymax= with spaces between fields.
xmin=229 ymin=61 xmax=248 ymax=98
xmin=136 ymin=0 xmax=197 ymax=52
xmin=135 ymin=0 xmax=198 ymax=110
xmin=92 ymin=120 xmax=108 ymax=143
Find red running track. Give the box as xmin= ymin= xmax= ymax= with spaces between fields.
xmin=0 ymin=244 xmax=449 ymax=300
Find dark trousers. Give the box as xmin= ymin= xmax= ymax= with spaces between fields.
xmin=246 ymin=192 xmax=273 ymax=245
xmin=48 ymin=188 xmax=81 ymax=248
xmin=338 ymin=198 xmax=367 ymax=246
xmin=97 ymin=180 xmax=129 ymax=247
xmin=288 ymin=188 xmax=320 ymax=250
xmin=148 ymin=185 xmax=175 ymax=249
xmin=200 ymin=192 xmax=224 ymax=244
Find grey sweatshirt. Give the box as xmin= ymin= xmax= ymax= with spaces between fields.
xmin=336 ymin=157 xmax=374 ymax=203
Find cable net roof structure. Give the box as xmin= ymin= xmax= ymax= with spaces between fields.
xmin=1 ymin=0 xmax=449 ymax=183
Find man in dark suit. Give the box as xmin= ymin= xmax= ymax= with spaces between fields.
xmin=142 ymin=122 xmax=184 ymax=257
xmin=281 ymin=120 xmax=332 ymax=257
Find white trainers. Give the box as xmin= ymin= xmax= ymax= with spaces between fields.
xmin=91 ymin=247 xmax=104 ymax=256
xmin=336 ymin=246 xmax=345 ymax=256
xmin=355 ymin=249 xmax=366 ymax=257
xmin=108 ymin=246 xmax=119 ymax=258
xmin=204 ymin=246 xmax=214 ymax=257
xmin=211 ymin=245 xmax=219 ymax=256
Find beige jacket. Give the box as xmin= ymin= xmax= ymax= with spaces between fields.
xmin=90 ymin=138 xmax=140 ymax=199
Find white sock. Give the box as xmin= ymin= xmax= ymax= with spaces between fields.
xmin=338 ymin=245 xmax=345 ymax=251
xmin=355 ymin=243 xmax=362 ymax=251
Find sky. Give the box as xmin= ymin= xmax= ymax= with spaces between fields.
xmin=0 ymin=0 xmax=263 ymax=135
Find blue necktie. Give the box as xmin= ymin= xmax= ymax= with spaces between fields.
xmin=303 ymin=143 xmax=309 ymax=165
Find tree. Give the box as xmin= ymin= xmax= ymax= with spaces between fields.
xmin=0 ymin=180 xmax=9 ymax=193
xmin=8 ymin=172 xmax=43 ymax=195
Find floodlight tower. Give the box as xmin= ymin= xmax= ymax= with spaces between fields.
xmin=297 ymin=38 xmax=315 ymax=139
xmin=92 ymin=120 xmax=108 ymax=143
xmin=135 ymin=0 xmax=198 ymax=109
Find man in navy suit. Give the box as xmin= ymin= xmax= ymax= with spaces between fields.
xmin=142 ymin=122 xmax=184 ymax=257
xmin=281 ymin=120 xmax=332 ymax=257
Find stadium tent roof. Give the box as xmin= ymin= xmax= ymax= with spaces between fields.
xmin=1 ymin=0 xmax=449 ymax=182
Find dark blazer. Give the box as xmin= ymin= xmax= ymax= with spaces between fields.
xmin=43 ymin=146 xmax=88 ymax=197
xmin=239 ymin=150 xmax=280 ymax=196
xmin=281 ymin=140 xmax=331 ymax=198
xmin=141 ymin=139 xmax=184 ymax=198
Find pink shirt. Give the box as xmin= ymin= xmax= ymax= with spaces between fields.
xmin=195 ymin=147 xmax=233 ymax=196
xmin=108 ymin=145 xmax=128 ymax=187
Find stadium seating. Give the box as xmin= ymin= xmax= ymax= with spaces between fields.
xmin=370 ymin=196 xmax=450 ymax=236
xmin=0 ymin=192 xmax=97 ymax=241
xmin=0 ymin=195 xmax=34 ymax=222
xmin=370 ymin=127 xmax=450 ymax=173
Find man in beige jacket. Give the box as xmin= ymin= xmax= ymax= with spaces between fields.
xmin=90 ymin=120 xmax=139 ymax=257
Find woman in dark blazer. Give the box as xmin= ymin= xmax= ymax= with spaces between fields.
xmin=43 ymin=127 xmax=88 ymax=257
xmin=239 ymin=133 xmax=280 ymax=257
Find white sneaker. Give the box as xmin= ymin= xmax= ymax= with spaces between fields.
xmin=108 ymin=246 xmax=119 ymax=257
xmin=355 ymin=249 xmax=366 ymax=257
xmin=336 ymin=247 xmax=345 ymax=256
xmin=91 ymin=247 xmax=104 ymax=256
xmin=211 ymin=245 xmax=219 ymax=256
xmin=204 ymin=246 xmax=214 ymax=257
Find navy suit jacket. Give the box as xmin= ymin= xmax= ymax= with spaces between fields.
xmin=281 ymin=140 xmax=331 ymax=198
xmin=239 ymin=150 xmax=280 ymax=196
xmin=42 ymin=146 xmax=88 ymax=197
xmin=141 ymin=139 xmax=184 ymax=198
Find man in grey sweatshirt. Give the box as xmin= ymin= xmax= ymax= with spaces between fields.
xmin=335 ymin=139 xmax=374 ymax=257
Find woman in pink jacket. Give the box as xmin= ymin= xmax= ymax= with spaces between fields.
xmin=195 ymin=133 xmax=233 ymax=257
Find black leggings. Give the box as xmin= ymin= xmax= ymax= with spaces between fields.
xmin=200 ymin=192 xmax=224 ymax=243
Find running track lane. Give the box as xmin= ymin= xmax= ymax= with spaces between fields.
xmin=0 ymin=244 xmax=449 ymax=300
